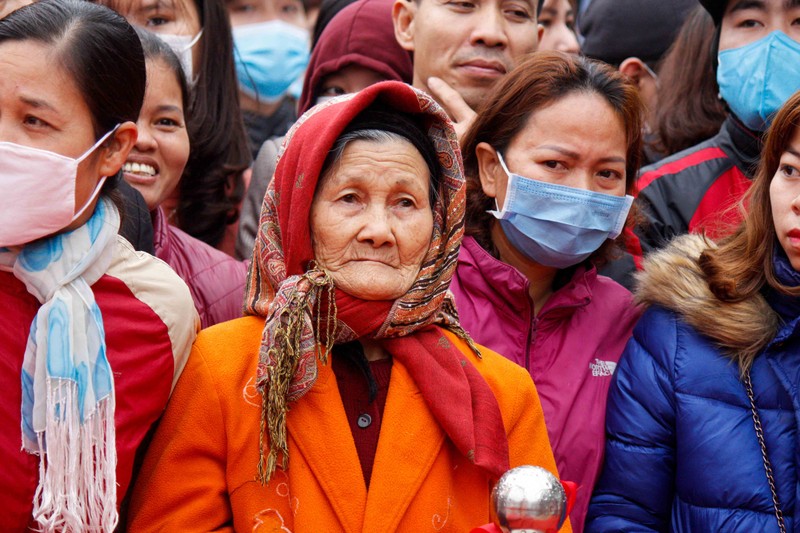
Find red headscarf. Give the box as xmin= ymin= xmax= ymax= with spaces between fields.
xmin=244 ymin=81 xmax=509 ymax=483
xmin=297 ymin=0 xmax=413 ymax=115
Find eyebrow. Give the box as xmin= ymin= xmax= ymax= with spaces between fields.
xmin=20 ymin=95 xmax=59 ymax=114
xmin=787 ymin=147 xmax=800 ymax=158
xmin=538 ymin=145 xmax=625 ymax=164
xmin=728 ymin=0 xmax=766 ymax=13
xmin=156 ymin=104 xmax=183 ymax=114
xmin=138 ymin=0 xmax=174 ymax=13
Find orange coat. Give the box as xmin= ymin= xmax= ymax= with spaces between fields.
xmin=129 ymin=316 xmax=570 ymax=532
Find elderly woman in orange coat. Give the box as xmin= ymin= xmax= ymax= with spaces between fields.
xmin=128 ymin=81 xmax=567 ymax=532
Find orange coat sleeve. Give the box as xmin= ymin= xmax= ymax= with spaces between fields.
xmin=127 ymin=342 xmax=234 ymax=532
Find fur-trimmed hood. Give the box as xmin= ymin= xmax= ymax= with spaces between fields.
xmin=635 ymin=234 xmax=780 ymax=370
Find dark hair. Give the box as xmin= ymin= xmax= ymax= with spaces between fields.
xmin=651 ymin=6 xmax=726 ymax=157
xmin=95 ymin=0 xmax=251 ymax=248
xmin=319 ymin=107 xmax=442 ymax=204
xmin=135 ymin=27 xmax=190 ymax=113
xmin=311 ymin=0 xmax=357 ymax=48
xmin=0 ymin=0 xmax=145 ymax=138
xmin=461 ymin=51 xmax=643 ymax=267
xmin=0 ymin=0 xmax=146 ymax=214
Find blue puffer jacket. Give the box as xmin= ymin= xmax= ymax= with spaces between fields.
xmin=587 ymin=235 xmax=800 ymax=532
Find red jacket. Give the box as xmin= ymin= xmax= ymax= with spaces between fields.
xmin=153 ymin=207 xmax=248 ymax=328
xmin=0 ymin=238 xmax=198 ymax=531
xmin=450 ymin=237 xmax=641 ymax=532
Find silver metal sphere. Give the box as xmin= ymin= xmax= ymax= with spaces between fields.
xmin=492 ymin=465 xmax=567 ymax=533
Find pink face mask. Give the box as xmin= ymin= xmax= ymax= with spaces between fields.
xmin=0 ymin=127 xmax=118 ymax=247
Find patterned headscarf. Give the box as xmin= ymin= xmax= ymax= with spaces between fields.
xmin=244 ymin=81 xmax=509 ymax=483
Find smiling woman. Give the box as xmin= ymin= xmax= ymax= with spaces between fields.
xmin=121 ymin=28 xmax=248 ymax=328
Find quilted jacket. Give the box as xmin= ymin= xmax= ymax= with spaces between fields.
xmin=588 ymin=235 xmax=800 ymax=532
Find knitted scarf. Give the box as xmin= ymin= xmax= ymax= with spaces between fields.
xmin=0 ymin=197 xmax=120 ymax=532
xmin=244 ymin=81 xmax=510 ymax=484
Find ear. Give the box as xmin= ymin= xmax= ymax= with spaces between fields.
xmin=393 ymin=0 xmax=417 ymax=53
xmin=619 ymin=57 xmax=647 ymax=87
xmin=537 ymin=23 xmax=544 ymax=46
xmin=475 ymin=142 xmax=502 ymax=199
xmin=98 ymin=121 xmax=138 ymax=177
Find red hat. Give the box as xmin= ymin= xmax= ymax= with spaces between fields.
xmin=297 ymin=0 xmax=413 ymax=115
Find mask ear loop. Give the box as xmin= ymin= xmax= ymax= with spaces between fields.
xmin=492 ymin=151 xmax=514 ymax=213
xmin=71 ymin=125 xmax=121 ymax=222
xmin=185 ymin=29 xmax=204 ymax=51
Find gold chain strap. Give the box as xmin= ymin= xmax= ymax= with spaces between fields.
xmin=744 ymin=370 xmax=787 ymax=533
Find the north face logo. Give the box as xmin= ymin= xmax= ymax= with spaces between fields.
xmin=589 ymin=359 xmax=617 ymax=377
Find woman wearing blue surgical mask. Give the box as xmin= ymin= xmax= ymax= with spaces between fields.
xmin=95 ymin=0 xmax=251 ymax=256
xmin=0 ymin=1 xmax=198 ymax=530
xmin=452 ymin=51 xmax=644 ymax=533
xmin=225 ymin=0 xmax=310 ymax=158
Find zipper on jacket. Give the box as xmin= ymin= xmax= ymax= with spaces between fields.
xmin=525 ymin=317 xmax=538 ymax=372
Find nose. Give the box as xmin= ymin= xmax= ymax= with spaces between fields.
xmin=356 ymin=207 xmax=396 ymax=248
xmin=470 ymin=8 xmax=508 ymax=48
xmin=134 ymin=121 xmax=157 ymax=152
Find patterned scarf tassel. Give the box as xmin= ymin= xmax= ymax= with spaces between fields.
xmin=257 ymin=269 xmax=338 ymax=485
xmin=31 ymin=379 xmax=118 ymax=532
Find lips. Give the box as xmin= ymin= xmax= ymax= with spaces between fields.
xmin=458 ymin=58 xmax=508 ymax=78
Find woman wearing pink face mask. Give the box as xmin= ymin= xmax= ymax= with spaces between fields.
xmin=0 ymin=1 xmax=198 ymax=531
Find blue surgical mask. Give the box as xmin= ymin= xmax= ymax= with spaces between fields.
xmin=489 ymin=152 xmax=633 ymax=269
xmin=717 ymin=31 xmax=800 ymax=132
xmin=233 ymin=20 xmax=310 ymax=103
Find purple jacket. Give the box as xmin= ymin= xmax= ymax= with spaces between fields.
xmin=450 ymin=237 xmax=641 ymax=532
xmin=153 ymin=207 xmax=248 ymax=329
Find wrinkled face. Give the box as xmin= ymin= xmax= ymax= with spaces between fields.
xmin=537 ymin=0 xmax=578 ymax=54
xmin=478 ymin=92 xmax=628 ymax=207
xmin=394 ymin=0 xmax=540 ymax=109
xmin=124 ymin=58 xmax=190 ymax=211
xmin=310 ymin=138 xmax=434 ymax=300
xmin=225 ymin=0 xmax=307 ymax=27
xmin=719 ymin=0 xmax=800 ymax=51
xmin=317 ymin=65 xmax=389 ymax=101
xmin=0 ymin=40 xmax=111 ymax=231
xmin=770 ymin=127 xmax=800 ymax=271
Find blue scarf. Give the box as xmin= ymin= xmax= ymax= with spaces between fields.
xmin=0 ymin=197 xmax=120 ymax=532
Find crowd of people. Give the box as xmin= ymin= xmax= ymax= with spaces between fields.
xmin=2 ymin=0 xmax=800 ymax=531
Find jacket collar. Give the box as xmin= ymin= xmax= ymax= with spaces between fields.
xmin=636 ymin=234 xmax=780 ymax=368
xmin=151 ymin=206 xmax=170 ymax=260
xmin=718 ymin=115 xmax=762 ymax=178
xmin=459 ymin=236 xmax=595 ymax=318
xmin=287 ymin=355 xmax=445 ymax=532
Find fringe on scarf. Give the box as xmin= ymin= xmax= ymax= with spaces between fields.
xmin=257 ymin=268 xmax=338 ymax=485
xmin=32 ymin=379 xmax=117 ymax=532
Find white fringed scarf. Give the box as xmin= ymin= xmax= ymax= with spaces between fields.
xmin=0 ymin=197 xmax=120 ymax=532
